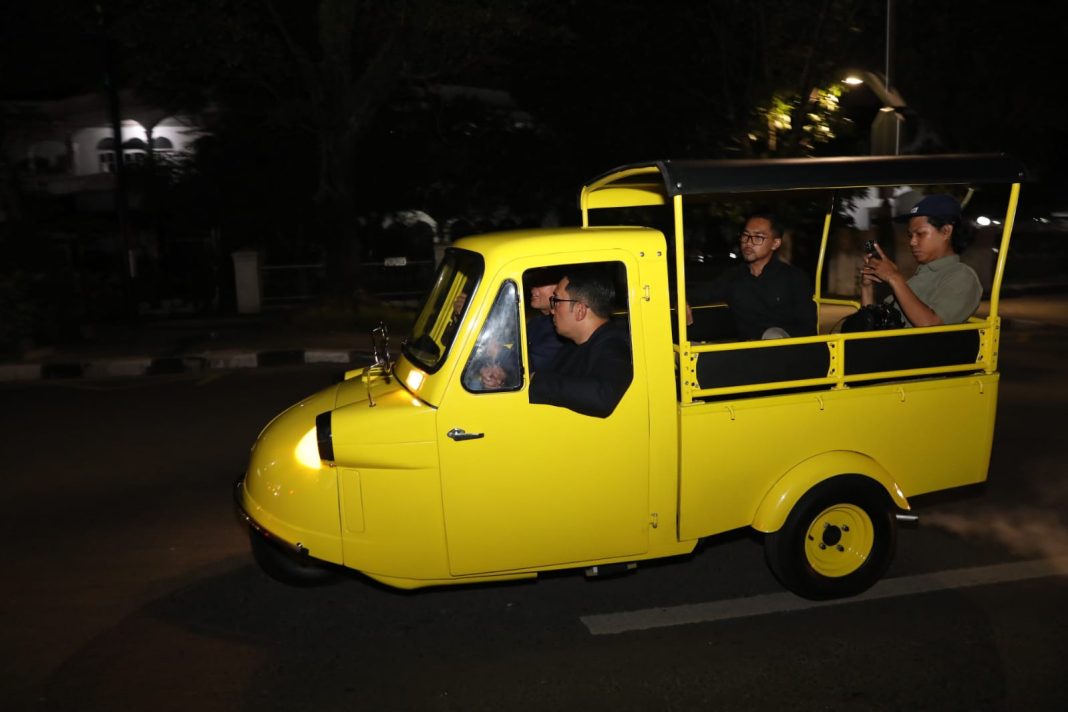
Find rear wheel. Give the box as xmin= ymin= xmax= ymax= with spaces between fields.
xmin=764 ymin=476 xmax=897 ymax=600
xmin=249 ymin=531 xmax=338 ymax=586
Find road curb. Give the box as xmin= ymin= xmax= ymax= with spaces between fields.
xmin=0 ymin=349 xmax=370 ymax=383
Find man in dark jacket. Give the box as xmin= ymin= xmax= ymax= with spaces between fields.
xmin=529 ymin=267 xmax=632 ymax=418
xmin=525 ymin=268 xmax=566 ymax=373
xmin=688 ymin=212 xmax=816 ymax=340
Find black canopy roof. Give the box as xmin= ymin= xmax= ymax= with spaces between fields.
xmin=587 ymin=154 xmax=1028 ymax=197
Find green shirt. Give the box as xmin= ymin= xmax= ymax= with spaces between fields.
xmin=885 ymin=254 xmax=982 ymax=326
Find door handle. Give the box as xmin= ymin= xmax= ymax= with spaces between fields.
xmin=447 ymin=428 xmax=484 ymax=441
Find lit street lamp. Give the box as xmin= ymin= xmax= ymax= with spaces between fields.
xmin=842 ymin=69 xmax=907 ymax=156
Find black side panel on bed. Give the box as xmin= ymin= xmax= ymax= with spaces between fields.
xmin=844 ymin=330 xmax=981 ymax=376
xmin=695 ymin=342 xmax=829 ymax=390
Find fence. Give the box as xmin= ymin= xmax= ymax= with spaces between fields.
xmin=260 ymin=262 xmax=328 ymax=305
xmin=251 ymin=257 xmax=437 ymax=307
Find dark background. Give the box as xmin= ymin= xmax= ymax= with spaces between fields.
xmin=2 ymin=0 xmax=1066 ymax=348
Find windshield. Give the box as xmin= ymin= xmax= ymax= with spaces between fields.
xmin=403 ymin=249 xmax=484 ymax=371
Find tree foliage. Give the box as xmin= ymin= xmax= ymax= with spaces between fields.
xmin=71 ymin=0 xmax=1065 ymax=290
xmin=510 ymin=0 xmax=884 ymax=167
xmin=104 ymin=0 xmax=528 ymax=280
xmin=891 ymin=0 xmax=1068 ymax=193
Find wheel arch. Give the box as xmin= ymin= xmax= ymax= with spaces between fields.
xmin=751 ymin=451 xmax=909 ymax=534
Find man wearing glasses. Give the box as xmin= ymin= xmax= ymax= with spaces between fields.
xmin=529 ymin=266 xmax=633 ymax=418
xmin=688 ymin=211 xmax=816 ymax=340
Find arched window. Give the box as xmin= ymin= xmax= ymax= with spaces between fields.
xmin=97 ymin=137 xmax=116 ymax=173
xmin=122 ymin=137 xmax=147 ymax=166
xmin=152 ymin=136 xmax=174 ymax=150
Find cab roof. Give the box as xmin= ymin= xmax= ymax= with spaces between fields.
xmin=452 ymin=225 xmax=664 ymax=262
xmin=581 ymin=153 xmax=1029 ymax=210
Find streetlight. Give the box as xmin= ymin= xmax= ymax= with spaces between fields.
xmin=842 ymin=0 xmax=903 ymax=155
xmin=841 ymin=69 xmax=907 ymax=155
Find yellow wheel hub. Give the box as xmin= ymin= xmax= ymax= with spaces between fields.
xmin=804 ymin=504 xmax=875 ymax=578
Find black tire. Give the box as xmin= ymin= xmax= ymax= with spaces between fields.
xmin=764 ymin=475 xmax=897 ymax=600
xmin=249 ymin=531 xmax=339 ymax=586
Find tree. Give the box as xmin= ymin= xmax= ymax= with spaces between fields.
xmin=510 ymin=0 xmax=884 ymax=165
xmin=106 ymin=0 xmax=528 ymax=286
xmin=890 ymin=0 xmax=1068 ymax=196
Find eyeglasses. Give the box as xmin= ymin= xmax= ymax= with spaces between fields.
xmin=739 ymin=231 xmax=770 ymax=245
xmin=548 ymin=295 xmax=580 ymax=310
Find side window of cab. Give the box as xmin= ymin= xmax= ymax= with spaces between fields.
xmin=524 ymin=261 xmax=635 ymax=419
xmin=461 ymin=281 xmax=523 ymax=393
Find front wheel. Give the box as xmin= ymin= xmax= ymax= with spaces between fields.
xmin=764 ymin=476 xmax=897 ymax=600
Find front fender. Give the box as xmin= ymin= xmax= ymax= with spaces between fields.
xmin=751 ymin=450 xmax=910 ymax=533
xmin=240 ymin=384 xmax=344 ymax=564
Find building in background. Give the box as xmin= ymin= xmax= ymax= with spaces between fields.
xmin=1 ymin=90 xmax=206 ymax=214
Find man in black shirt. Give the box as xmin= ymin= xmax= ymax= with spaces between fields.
xmin=529 ymin=267 xmax=632 ymax=418
xmin=525 ymin=268 xmax=566 ymax=373
xmin=688 ymin=212 xmax=816 ymax=340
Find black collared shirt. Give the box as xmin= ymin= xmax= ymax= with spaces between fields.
xmin=690 ymin=258 xmax=816 ymax=340
xmin=528 ymin=319 xmax=633 ymax=418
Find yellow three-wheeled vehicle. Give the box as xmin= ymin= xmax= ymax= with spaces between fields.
xmin=237 ymin=154 xmax=1026 ymax=599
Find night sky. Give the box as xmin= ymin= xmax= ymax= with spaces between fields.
xmin=2 ymin=1 xmax=1067 ymax=223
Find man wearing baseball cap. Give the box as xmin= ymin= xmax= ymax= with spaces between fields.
xmin=859 ymin=193 xmax=982 ymax=327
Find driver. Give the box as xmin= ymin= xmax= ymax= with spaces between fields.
xmin=529 ymin=267 xmax=632 ymax=418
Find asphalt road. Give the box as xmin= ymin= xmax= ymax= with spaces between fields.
xmin=2 ymin=327 xmax=1067 ymax=711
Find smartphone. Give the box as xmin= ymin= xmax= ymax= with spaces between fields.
xmin=863 ymin=239 xmax=878 ymax=257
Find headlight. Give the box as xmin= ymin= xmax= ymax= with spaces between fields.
xmin=294 ymin=427 xmax=322 ymax=469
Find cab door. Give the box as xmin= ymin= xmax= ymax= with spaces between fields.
xmin=436 ymin=258 xmax=650 ymax=575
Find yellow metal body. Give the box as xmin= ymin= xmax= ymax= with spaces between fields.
xmin=238 ymin=165 xmax=1019 ymax=591
xmin=680 ymin=375 xmax=997 ymax=539
xmin=240 ymin=384 xmax=345 ymax=564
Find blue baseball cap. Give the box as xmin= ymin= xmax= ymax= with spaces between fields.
xmin=894 ymin=194 xmax=962 ymax=222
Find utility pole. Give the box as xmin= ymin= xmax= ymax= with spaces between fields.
xmin=96 ymin=2 xmax=136 ymax=318
xmin=884 ymin=0 xmax=899 ymax=155
xmin=865 ymin=0 xmax=903 ymax=156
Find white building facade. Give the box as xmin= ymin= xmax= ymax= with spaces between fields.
xmin=2 ymin=90 xmax=206 ymax=199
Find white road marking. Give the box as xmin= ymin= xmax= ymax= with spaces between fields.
xmin=581 ymin=556 xmax=1068 ymax=635
xmin=305 ymin=350 xmax=354 ymax=364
